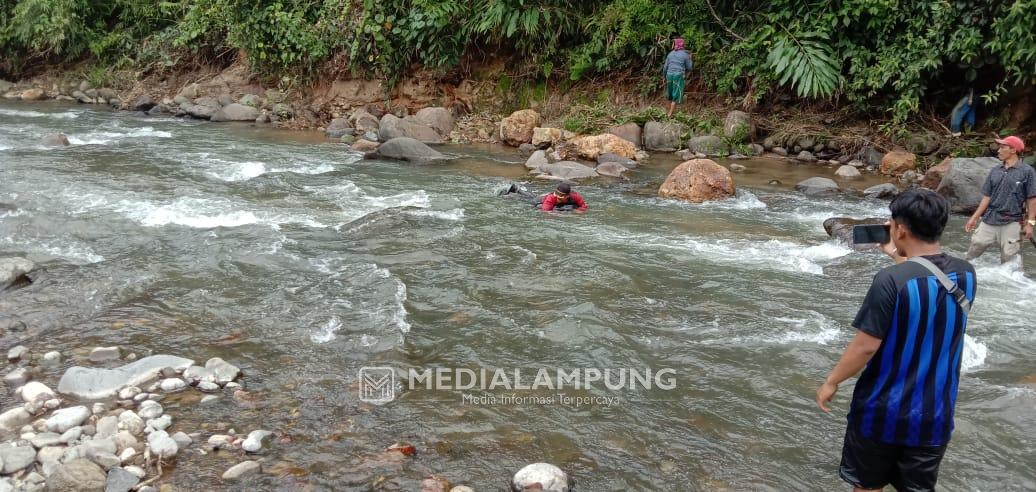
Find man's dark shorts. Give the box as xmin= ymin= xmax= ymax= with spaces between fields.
xmin=840 ymin=425 xmax=948 ymax=491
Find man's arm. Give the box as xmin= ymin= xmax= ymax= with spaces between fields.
xmin=685 ymin=52 xmax=693 ymax=72
xmin=1025 ymin=196 xmax=1036 ymax=240
xmin=572 ymin=193 xmax=588 ymax=212
xmin=816 ymin=330 xmax=883 ymax=412
xmin=966 ymin=196 xmax=991 ymax=232
xmin=540 ymin=194 xmax=556 ymax=212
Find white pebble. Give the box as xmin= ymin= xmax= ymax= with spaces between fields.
xmin=7 ymin=345 xmax=29 ymax=362
xmin=19 ymin=382 xmax=55 ymax=403
xmin=159 ymin=378 xmax=186 ymax=392
xmin=118 ymin=387 xmax=141 ymax=400
xmin=119 ymin=447 xmax=137 ymax=463
xmin=124 ymin=465 xmax=146 ymax=478
xmin=41 ymin=351 xmax=61 ymax=366
xmin=92 ymin=403 xmax=107 ymax=415
xmin=118 ymin=411 xmax=145 ymax=436
xmin=146 ymin=415 xmax=171 ymax=432
xmin=132 ymin=393 xmax=149 ymax=403
xmin=137 ymin=401 xmax=163 ymax=420
xmin=197 ymin=381 xmax=220 ymax=392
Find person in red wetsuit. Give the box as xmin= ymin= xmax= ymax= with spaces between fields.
xmin=540 ymin=183 xmax=587 ymax=213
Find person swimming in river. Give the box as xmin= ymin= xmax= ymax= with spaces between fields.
xmin=540 ymin=183 xmax=588 ymax=213
xmin=498 ymin=182 xmax=588 ymax=212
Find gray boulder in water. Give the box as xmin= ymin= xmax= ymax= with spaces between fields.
xmin=42 ymin=133 xmax=70 ymax=147
xmin=934 ymin=157 xmax=1000 ymax=213
xmin=537 ymin=161 xmax=597 ymax=180
xmin=0 ymin=257 xmax=34 ymax=289
xmin=795 ymin=177 xmax=840 ymax=195
xmin=210 ymin=103 xmax=259 ymax=122
xmin=366 ymin=137 xmax=447 ymax=163
xmin=863 ymin=183 xmax=899 ymax=199
xmin=378 ymin=114 xmax=443 ymax=144
xmin=57 ymin=355 xmax=194 ymax=400
xmin=642 ymin=121 xmax=684 ymax=152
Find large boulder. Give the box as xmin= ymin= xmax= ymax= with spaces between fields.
xmin=21 ymin=88 xmax=45 ymax=101
xmin=795 ymin=177 xmax=840 ymax=196
xmin=935 ymin=157 xmax=1000 ymax=213
xmin=367 ymin=137 xmax=447 ymax=163
xmin=560 ymin=134 xmax=637 ymax=161
xmin=132 ymin=95 xmax=156 ymax=112
xmin=350 ymin=109 xmax=381 ymax=133
xmin=379 ymin=114 xmax=443 ymax=144
xmin=184 ymin=98 xmax=220 ymax=120
xmin=880 ymin=150 xmax=918 ymax=175
xmin=920 ymin=157 xmax=951 ymax=189
xmin=862 ymin=146 xmax=885 ymax=168
xmin=46 ymin=459 xmax=106 ymax=491
xmin=57 ymin=355 xmax=194 ymax=400
xmin=413 ymin=107 xmax=455 ymax=138
xmin=499 ymin=110 xmax=541 ymax=146
xmin=536 ymin=161 xmax=597 ymax=180
xmin=531 ymin=127 xmax=564 ymax=149
xmin=608 ymin=123 xmax=642 ymax=148
xmin=723 ymin=110 xmax=753 ymax=141
xmin=904 ymin=131 xmax=940 ymax=155
xmin=325 ymin=118 xmax=354 ymax=139
xmin=643 ymin=121 xmax=684 ymax=152
xmin=0 ymin=257 xmax=34 ymax=289
xmin=823 ymin=217 xmax=887 ymax=245
xmin=210 ymin=103 xmax=259 ymax=122
xmin=658 ymin=159 xmax=735 ymax=203
xmin=687 ymin=135 xmax=728 ymax=157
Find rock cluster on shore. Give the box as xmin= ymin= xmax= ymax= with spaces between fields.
xmin=0 ymin=345 xmax=271 ymax=491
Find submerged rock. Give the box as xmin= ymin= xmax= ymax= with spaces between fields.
xmin=41 ymin=134 xmax=71 ymax=147
xmin=57 ymin=355 xmax=195 ymax=400
xmin=222 ymin=460 xmax=261 ymax=481
xmin=48 ymin=459 xmax=107 ymax=491
xmin=511 ymin=463 xmax=570 ymax=492
xmin=794 ymin=177 xmax=840 ymax=196
xmin=536 ymin=161 xmax=597 ymax=180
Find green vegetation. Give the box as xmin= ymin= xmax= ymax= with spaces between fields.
xmin=1 ymin=0 xmax=1034 ymax=125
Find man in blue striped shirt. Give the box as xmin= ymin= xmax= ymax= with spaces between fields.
xmin=817 ymin=189 xmax=977 ymax=491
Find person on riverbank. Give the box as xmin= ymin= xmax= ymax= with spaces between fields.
xmin=949 ymin=88 xmax=976 ymax=137
xmin=662 ymin=37 xmax=693 ymax=118
xmin=817 ymin=189 xmax=976 ymax=491
xmin=964 ymin=136 xmax=1036 ymax=266
xmin=540 ymin=183 xmax=587 ymax=213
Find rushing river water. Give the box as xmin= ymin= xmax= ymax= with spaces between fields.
xmin=1 ymin=102 xmax=1035 ymax=491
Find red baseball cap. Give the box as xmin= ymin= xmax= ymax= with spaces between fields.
xmin=994 ymin=135 xmax=1025 ymax=152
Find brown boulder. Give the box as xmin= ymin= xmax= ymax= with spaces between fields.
xmin=20 ymin=88 xmax=45 ymax=101
xmin=561 ymin=134 xmax=637 ymax=161
xmin=658 ymin=159 xmax=736 ymax=203
xmin=499 ymin=109 xmax=541 ymax=146
xmin=531 ymin=127 xmax=564 ymax=149
xmin=920 ymin=157 xmax=951 ymax=189
xmin=350 ymin=139 xmax=381 ymax=153
xmin=880 ymin=150 xmax=918 ymax=175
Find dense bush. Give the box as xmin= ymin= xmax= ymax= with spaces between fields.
xmin=0 ymin=0 xmax=1034 ymax=124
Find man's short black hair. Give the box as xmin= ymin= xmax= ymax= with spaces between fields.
xmin=556 ymin=183 xmax=572 ymax=194
xmin=889 ymin=188 xmax=949 ymax=243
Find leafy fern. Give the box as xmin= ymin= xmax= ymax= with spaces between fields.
xmin=766 ymin=31 xmax=841 ymax=98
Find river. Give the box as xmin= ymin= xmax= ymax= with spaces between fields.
xmin=1 ymin=102 xmax=1034 ymax=490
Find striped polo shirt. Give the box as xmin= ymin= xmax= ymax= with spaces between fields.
xmin=847 ymin=254 xmax=977 ymax=447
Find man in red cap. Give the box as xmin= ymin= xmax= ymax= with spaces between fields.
xmin=964 ymin=135 xmax=1036 ymax=265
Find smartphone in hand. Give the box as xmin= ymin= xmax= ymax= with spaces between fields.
xmin=852 ymin=224 xmax=891 ymax=245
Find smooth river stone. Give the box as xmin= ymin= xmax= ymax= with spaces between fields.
xmin=57 ymin=355 xmax=194 ymax=399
